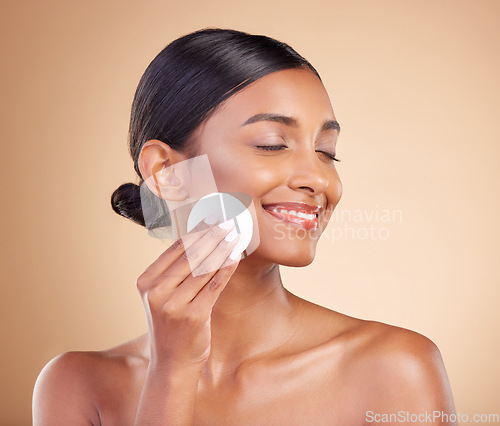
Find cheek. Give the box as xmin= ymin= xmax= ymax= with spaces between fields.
xmin=330 ymin=176 xmax=343 ymax=204
xmin=323 ymin=177 xmax=342 ymax=222
xmin=210 ymin=158 xmax=280 ymax=197
xmin=325 ymin=165 xmax=342 ymax=199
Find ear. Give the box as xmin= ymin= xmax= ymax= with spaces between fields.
xmin=138 ymin=140 xmax=190 ymax=198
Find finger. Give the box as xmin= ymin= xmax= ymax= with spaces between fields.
xmin=141 ymin=215 xmax=218 ymax=279
xmin=191 ymin=227 xmax=241 ymax=278
xmin=157 ymin=219 xmax=236 ymax=283
xmin=188 ymin=254 xmax=240 ymax=316
xmin=141 ymin=221 xmax=237 ymax=310
xmin=163 ymin=230 xmax=240 ymax=306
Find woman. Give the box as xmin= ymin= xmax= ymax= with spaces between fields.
xmin=33 ymin=28 xmax=457 ymax=425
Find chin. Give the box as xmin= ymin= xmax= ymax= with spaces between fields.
xmin=261 ymin=244 xmax=317 ymax=267
xmin=280 ymin=256 xmax=315 ymax=268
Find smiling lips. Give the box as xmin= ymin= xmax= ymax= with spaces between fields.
xmin=262 ymin=202 xmax=323 ymax=230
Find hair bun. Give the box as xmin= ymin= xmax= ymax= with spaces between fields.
xmin=110 ymin=182 xmax=145 ymax=227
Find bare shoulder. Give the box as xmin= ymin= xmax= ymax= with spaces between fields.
xmin=304 ymin=302 xmax=447 ymax=371
xmin=288 ymin=298 xmax=456 ymax=416
xmin=336 ymin=318 xmax=457 ymax=415
xmin=33 ymin=334 xmax=149 ymax=425
xmin=351 ymin=319 xmax=443 ymax=362
xmin=288 ymin=296 xmax=452 ymax=380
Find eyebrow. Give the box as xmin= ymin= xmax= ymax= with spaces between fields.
xmin=241 ymin=113 xmax=341 ymax=133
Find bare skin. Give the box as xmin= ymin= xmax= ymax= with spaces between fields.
xmin=33 ymin=69 xmax=457 ymax=425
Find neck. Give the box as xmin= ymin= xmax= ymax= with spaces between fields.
xmin=200 ymin=255 xmax=302 ymax=387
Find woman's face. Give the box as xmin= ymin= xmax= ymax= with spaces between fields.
xmin=189 ymin=68 xmax=342 ymax=267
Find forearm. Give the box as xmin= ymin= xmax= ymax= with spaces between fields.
xmin=134 ymin=362 xmax=201 ymax=425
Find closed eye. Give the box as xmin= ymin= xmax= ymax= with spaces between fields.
xmin=317 ymin=151 xmax=341 ymax=162
xmin=255 ymin=145 xmax=287 ymax=151
xmin=255 ymin=145 xmax=340 ymax=162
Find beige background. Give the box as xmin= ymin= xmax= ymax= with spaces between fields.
xmin=1 ymin=0 xmax=499 ymax=424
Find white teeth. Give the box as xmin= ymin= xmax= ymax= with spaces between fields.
xmin=266 ymin=207 xmax=316 ymax=220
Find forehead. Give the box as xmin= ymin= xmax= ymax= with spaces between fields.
xmin=195 ymin=68 xmax=336 ymax=138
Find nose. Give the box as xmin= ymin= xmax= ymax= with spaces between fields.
xmin=286 ymin=150 xmax=330 ymax=196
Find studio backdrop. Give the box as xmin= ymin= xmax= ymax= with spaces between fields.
xmin=1 ymin=0 xmax=499 ymax=424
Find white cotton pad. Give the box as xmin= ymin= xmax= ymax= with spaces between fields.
xmin=186 ymin=192 xmax=254 ymax=253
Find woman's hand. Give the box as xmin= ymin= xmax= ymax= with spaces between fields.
xmin=136 ymin=216 xmax=242 ymax=372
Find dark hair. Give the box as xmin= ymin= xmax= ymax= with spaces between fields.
xmin=110 ymin=27 xmax=321 ymax=227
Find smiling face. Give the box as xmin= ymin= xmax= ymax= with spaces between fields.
xmin=186 ymin=68 xmax=343 ymax=267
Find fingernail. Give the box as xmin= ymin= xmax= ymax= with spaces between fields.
xmin=218 ymin=218 xmax=235 ymax=230
xmin=229 ymin=241 xmax=244 ymax=260
xmin=224 ymin=228 xmax=239 ymax=242
xmin=204 ymin=212 xmax=219 ymax=225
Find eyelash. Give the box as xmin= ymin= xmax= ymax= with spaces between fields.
xmin=255 ymin=145 xmax=341 ymax=162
